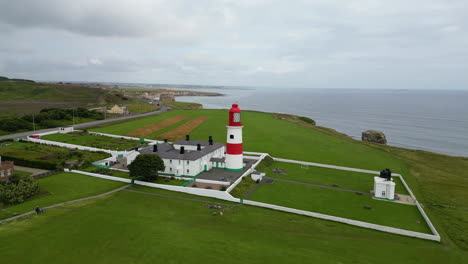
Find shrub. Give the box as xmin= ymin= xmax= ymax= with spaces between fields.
xmin=0 ymin=174 xmax=40 ymax=205
xmin=220 ymin=186 xmax=227 ymax=191
xmin=298 ymin=116 xmax=316 ymax=125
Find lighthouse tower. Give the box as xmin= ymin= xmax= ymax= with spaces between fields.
xmin=225 ymin=104 xmax=243 ymax=171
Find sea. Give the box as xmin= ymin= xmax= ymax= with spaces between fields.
xmin=176 ymin=87 xmax=468 ymax=157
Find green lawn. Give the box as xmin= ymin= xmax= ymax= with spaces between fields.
xmin=261 ymin=161 xmax=409 ymax=194
xmin=1 ymin=107 xmax=466 ymax=258
xmin=249 ymin=180 xmax=428 ymax=233
xmin=89 ymin=109 xmax=468 ymax=249
xmin=42 ymin=132 xmax=147 ymax=151
xmin=0 ymin=187 xmax=465 ymax=264
xmin=11 ymin=170 xmax=33 ymax=177
xmin=0 ymin=172 xmax=124 ymax=220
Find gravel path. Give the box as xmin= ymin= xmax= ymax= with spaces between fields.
xmin=13 ymin=166 xmax=48 ymax=176
xmin=0 ymin=184 xmax=131 ymax=224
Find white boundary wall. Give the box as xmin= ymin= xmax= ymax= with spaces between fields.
xmin=226 ymin=153 xmax=269 ymax=193
xmin=88 ymin=131 xmax=160 ymax=143
xmin=26 ymin=137 xmax=122 ymax=156
xmin=69 ymin=169 xmax=240 ymax=202
xmin=242 ymin=200 xmax=440 ymax=241
xmin=271 ymin=157 xmax=441 ymax=241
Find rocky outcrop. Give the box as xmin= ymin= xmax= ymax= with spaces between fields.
xmin=159 ymin=92 xmax=175 ymax=101
xmin=362 ymin=130 xmax=387 ymax=144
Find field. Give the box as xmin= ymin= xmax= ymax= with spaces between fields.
xmin=0 ymin=81 xmax=106 ymax=117
xmin=89 ymin=109 xmax=468 ymax=251
xmin=157 ymin=116 xmax=210 ymax=141
xmin=0 ymin=186 xmax=466 ymax=264
xmin=0 ymin=172 xmax=124 ymax=220
xmin=2 ymin=107 xmax=467 ymax=262
xmin=42 ymin=132 xmax=147 ymax=151
xmin=249 ymin=180 xmax=428 ymax=232
xmin=127 ymin=115 xmax=189 ymax=138
xmin=260 ymin=161 xmax=409 ymax=194
xmin=0 ymin=141 xmax=110 ymax=169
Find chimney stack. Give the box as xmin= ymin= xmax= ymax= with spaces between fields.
xmin=186 ymin=135 xmax=190 ymax=141
xmin=209 ymin=136 xmax=213 ymax=145
xmin=180 ymin=146 xmax=185 ymax=154
xmin=197 ymin=144 xmax=201 ymax=151
xmin=153 ymin=145 xmax=158 ymax=152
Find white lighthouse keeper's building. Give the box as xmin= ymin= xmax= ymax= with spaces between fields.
xmin=225 ymin=104 xmax=244 ymax=171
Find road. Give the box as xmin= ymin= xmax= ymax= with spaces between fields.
xmin=0 ymin=105 xmax=169 ymax=141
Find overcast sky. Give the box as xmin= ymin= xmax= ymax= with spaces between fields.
xmin=0 ymin=0 xmax=467 ymax=89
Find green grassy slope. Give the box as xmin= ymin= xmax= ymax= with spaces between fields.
xmin=0 ymin=187 xmax=465 ymax=264
xmin=261 ymin=161 xmax=409 ymax=194
xmin=91 ymin=109 xmax=468 ymax=251
xmin=250 ymin=181 xmax=429 ymax=232
xmin=0 ymin=172 xmax=124 ymax=220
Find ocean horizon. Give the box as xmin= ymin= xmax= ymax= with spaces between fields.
xmin=176 ymin=87 xmax=468 ymax=157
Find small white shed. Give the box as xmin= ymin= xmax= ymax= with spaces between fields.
xmin=373 ymin=176 xmax=396 ymax=200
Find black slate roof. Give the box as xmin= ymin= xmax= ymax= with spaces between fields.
xmin=139 ymin=142 xmax=224 ymax=161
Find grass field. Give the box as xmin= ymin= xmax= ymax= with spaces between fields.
xmin=89 ymin=108 xmax=468 ymax=251
xmin=0 ymin=141 xmax=110 ymax=169
xmin=0 ymin=186 xmax=466 ymax=264
xmin=249 ymin=180 xmax=428 ymax=232
xmin=42 ymin=132 xmax=147 ymax=151
xmin=0 ymin=81 xmax=106 ymax=117
xmin=0 ymin=172 xmax=124 ymax=220
xmin=261 ymin=161 xmax=409 ymax=194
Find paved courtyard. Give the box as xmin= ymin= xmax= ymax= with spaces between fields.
xmin=195 ymin=159 xmax=256 ymax=183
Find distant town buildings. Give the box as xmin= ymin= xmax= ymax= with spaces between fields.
xmin=107 ymin=104 xmax=129 ymax=115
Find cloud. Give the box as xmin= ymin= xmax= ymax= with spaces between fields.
xmin=0 ymin=0 xmax=467 ymax=89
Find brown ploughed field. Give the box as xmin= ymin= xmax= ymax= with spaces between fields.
xmin=126 ymin=115 xmax=190 ymax=138
xmin=157 ymin=116 xmax=210 ymax=141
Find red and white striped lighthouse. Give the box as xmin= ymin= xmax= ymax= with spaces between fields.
xmin=225 ymin=104 xmax=243 ymax=171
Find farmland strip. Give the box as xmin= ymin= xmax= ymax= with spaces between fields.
xmin=126 ymin=115 xmax=190 ymax=138
xmin=157 ymin=116 xmax=210 ymax=141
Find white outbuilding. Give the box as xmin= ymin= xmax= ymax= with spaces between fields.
xmin=373 ymin=176 xmax=396 ymax=200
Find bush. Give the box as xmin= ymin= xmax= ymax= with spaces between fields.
xmin=220 ymin=186 xmax=227 ymax=191
xmin=299 ymin=116 xmax=316 ymax=125
xmin=0 ymin=174 xmax=39 ymax=205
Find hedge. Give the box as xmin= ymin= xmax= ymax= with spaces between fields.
xmin=0 ymin=155 xmax=57 ymax=170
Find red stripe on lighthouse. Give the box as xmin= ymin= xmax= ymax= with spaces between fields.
xmin=226 ymin=143 xmax=243 ymax=155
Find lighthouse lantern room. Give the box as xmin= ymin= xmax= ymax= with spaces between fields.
xmin=225 ymin=104 xmax=244 ymax=171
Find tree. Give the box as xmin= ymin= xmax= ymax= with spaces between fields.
xmin=128 ymin=154 xmax=165 ymax=182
